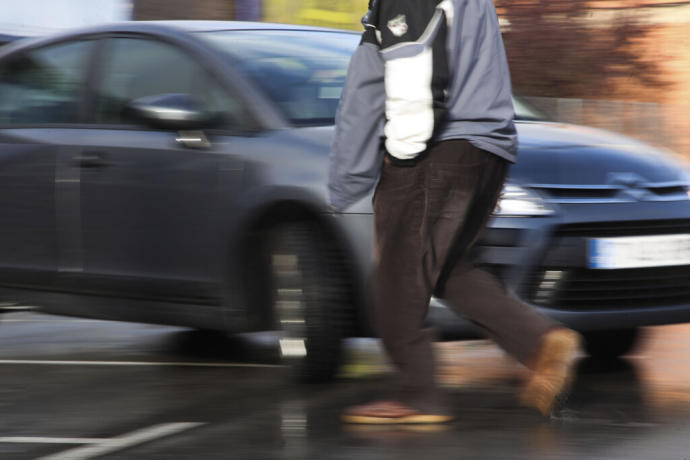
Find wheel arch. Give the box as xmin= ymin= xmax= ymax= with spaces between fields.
xmin=227 ymin=188 xmax=365 ymax=335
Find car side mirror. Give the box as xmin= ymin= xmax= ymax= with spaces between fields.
xmin=124 ymin=93 xmax=215 ymax=131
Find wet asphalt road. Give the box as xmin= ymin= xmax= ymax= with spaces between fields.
xmin=1 ymin=313 xmax=690 ymax=459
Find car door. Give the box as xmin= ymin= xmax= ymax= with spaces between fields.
xmin=71 ymin=36 xmax=255 ymax=306
xmin=0 ymin=39 xmax=93 ymax=289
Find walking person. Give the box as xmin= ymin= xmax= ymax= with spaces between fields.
xmin=329 ymin=0 xmax=582 ymax=423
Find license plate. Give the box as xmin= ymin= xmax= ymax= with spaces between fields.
xmin=588 ymin=234 xmax=690 ymax=269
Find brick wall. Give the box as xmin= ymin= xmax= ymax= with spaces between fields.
xmin=526 ymin=97 xmax=690 ymax=159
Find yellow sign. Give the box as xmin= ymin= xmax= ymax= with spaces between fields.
xmin=263 ymin=0 xmax=369 ymax=31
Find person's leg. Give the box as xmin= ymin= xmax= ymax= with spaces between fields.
xmin=443 ymin=263 xmax=581 ymax=415
xmin=412 ymin=139 xmax=558 ymax=361
xmin=435 ymin=153 xmax=558 ymax=364
xmin=371 ymin=159 xmax=441 ymax=411
xmin=342 ymin=156 xmax=450 ymax=423
xmin=344 ymin=140 xmax=577 ymax=424
xmin=442 ymin=266 xmax=558 ymax=364
xmin=354 ymin=141 xmax=508 ymax=419
xmin=426 ymin=142 xmax=580 ymax=415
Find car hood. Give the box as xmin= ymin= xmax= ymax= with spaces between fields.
xmin=516 ymin=120 xmax=653 ymax=150
xmin=512 ymin=121 xmax=688 ymax=187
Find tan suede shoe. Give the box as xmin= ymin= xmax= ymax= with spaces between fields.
xmin=341 ymin=400 xmax=453 ymax=424
xmin=520 ymin=328 xmax=582 ymax=416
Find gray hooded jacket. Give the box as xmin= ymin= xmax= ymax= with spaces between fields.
xmin=329 ymin=0 xmax=517 ymax=211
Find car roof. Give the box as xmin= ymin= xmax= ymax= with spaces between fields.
xmin=0 ymin=20 xmax=358 ymax=56
xmin=141 ymin=20 xmax=358 ymax=34
xmin=21 ymin=20 xmax=356 ymax=42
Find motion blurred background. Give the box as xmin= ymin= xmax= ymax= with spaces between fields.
xmin=2 ymin=0 xmax=689 ymax=159
xmin=129 ymin=0 xmax=690 ymax=158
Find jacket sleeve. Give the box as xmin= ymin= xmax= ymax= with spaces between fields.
xmin=328 ymin=27 xmax=386 ymax=212
xmin=376 ymin=0 xmax=450 ymax=164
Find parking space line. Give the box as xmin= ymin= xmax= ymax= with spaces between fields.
xmin=36 ymin=422 xmax=204 ymax=460
xmin=0 ymin=359 xmax=282 ymax=368
xmin=0 ymin=437 xmax=106 ymax=444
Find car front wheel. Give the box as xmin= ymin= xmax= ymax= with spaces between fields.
xmin=269 ymin=222 xmax=349 ymax=382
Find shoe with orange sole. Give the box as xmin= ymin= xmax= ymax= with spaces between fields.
xmin=341 ymin=400 xmax=454 ymax=424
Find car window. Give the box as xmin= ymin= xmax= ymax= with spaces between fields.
xmin=0 ymin=40 xmax=91 ymax=125
xmin=198 ymin=30 xmax=546 ymax=128
xmin=513 ymin=97 xmax=548 ymax=121
xmin=198 ymin=30 xmax=358 ymax=127
xmin=95 ymin=37 xmax=252 ymax=131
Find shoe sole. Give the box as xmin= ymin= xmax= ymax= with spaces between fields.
xmin=343 ymin=424 xmax=451 ymax=436
xmin=341 ymin=414 xmax=454 ymax=424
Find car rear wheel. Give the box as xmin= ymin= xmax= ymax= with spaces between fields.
xmin=583 ymin=328 xmax=642 ymax=360
xmin=269 ymin=222 xmax=349 ymax=382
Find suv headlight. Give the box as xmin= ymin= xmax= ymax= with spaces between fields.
xmin=493 ymin=184 xmax=554 ymax=217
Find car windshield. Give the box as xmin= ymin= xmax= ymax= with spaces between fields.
xmin=198 ymin=29 xmax=359 ymax=126
xmin=198 ymin=29 xmax=546 ymax=126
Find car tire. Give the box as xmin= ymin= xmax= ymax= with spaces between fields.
xmin=269 ymin=222 xmax=348 ymax=383
xmin=583 ymin=328 xmax=642 ymax=360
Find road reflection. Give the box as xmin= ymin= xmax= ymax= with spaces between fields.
xmin=2 ymin=314 xmax=690 ymax=458
xmin=434 ymin=324 xmax=690 ymax=418
xmin=334 ymin=325 xmax=690 ymax=458
xmin=166 ymin=324 xmax=690 ymax=420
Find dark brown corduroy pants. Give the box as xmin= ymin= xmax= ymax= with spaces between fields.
xmin=372 ymin=139 xmax=558 ymax=413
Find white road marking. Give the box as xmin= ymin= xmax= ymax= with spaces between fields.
xmin=0 ymin=319 xmax=108 ymax=323
xmin=0 ymin=437 xmax=106 ymax=444
xmin=36 ymin=422 xmax=204 ymax=460
xmin=0 ymin=359 xmax=282 ymax=368
xmin=0 ymin=305 xmax=35 ymax=311
xmin=0 ymin=314 xmax=135 ymax=323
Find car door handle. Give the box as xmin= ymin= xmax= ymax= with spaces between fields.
xmin=72 ymin=152 xmax=108 ymax=168
xmin=176 ymin=131 xmax=211 ymax=149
